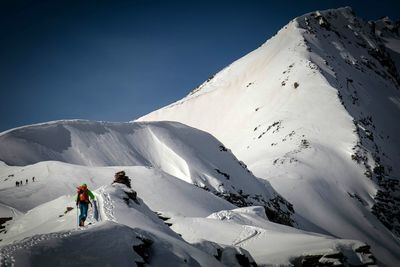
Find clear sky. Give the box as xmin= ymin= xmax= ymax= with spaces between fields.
xmin=1 ymin=0 xmax=399 ymax=132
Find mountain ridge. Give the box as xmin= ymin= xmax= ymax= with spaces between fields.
xmin=0 ymin=119 xmax=294 ymax=225
xmin=137 ymin=7 xmax=400 ymax=266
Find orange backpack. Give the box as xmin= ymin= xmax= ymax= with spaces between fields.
xmin=77 ymin=186 xmax=89 ymax=202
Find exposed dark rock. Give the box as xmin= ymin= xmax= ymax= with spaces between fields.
xmin=155 ymin=212 xmax=172 ymax=227
xmin=123 ymin=190 xmax=138 ymax=205
xmin=215 ymin=248 xmax=223 ymax=261
xmin=347 ymin=192 xmax=368 ymax=206
xmin=215 ymin=169 xmax=230 ymax=180
xmin=290 ymin=248 xmax=377 ymax=267
xmin=217 ymin=192 xmax=248 ymax=207
xmin=291 ymin=254 xmax=322 ymax=267
xmin=64 ymin=207 xmax=74 ymax=214
xmin=235 ymin=253 xmax=258 ymax=267
xmin=219 ymin=145 xmax=228 ymax=152
xmin=300 ymin=139 xmax=310 ymax=149
xmin=112 ymin=171 xmax=131 ymax=188
xmin=212 ymin=189 xmax=295 ymax=227
xmin=0 ymin=217 xmax=12 ymax=233
xmin=355 ymin=245 xmax=371 ymax=253
xmin=264 ymin=195 xmax=295 ymax=226
xmin=133 ymin=236 xmax=153 ymax=266
xmin=367 ymin=46 xmax=400 ymax=86
xmin=371 ymin=178 xmax=400 ymax=236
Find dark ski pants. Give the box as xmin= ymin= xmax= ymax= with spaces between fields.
xmin=79 ymin=202 xmax=89 ymax=222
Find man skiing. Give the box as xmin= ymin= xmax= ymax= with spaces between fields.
xmin=76 ymin=183 xmax=95 ymax=226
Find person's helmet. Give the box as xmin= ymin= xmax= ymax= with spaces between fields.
xmin=81 ymin=183 xmax=87 ymax=189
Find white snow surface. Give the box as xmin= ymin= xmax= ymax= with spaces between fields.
xmin=0 ymin=119 xmax=377 ymax=266
xmin=0 ymin=182 xmax=226 ymax=267
xmin=0 ymin=162 xmax=374 ymax=266
xmin=171 ymin=206 xmax=370 ymax=266
xmin=137 ymin=7 xmax=400 ymax=267
xmin=0 ymin=120 xmax=280 ymax=205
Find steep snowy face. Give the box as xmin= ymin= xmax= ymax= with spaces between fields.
xmin=0 ymin=120 xmax=294 ymax=225
xmin=297 ymin=8 xmax=400 ymax=238
xmin=137 ymin=7 xmax=400 ymax=266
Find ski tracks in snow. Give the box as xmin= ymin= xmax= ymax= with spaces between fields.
xmin=232 ymin=225 xmax=262 ymax=247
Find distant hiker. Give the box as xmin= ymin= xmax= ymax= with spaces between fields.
xmin=16 ymin=181 xmax=19 ymax=187
xmin=20 ymin=180 xmax=22 ymax=186
xmin=76 ymin=184 xmax=95 ymax=227
xmin=32 ymin=177 xmax=35 ymax=182
xmin=26 ymin=179 xmax=28 ymax=185
xmin=112 ymin=171 xmax=131 ymax=188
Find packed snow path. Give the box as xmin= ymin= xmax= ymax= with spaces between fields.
xmin=73 ymin=187 xmax=120 ymax=226
xmin=96 ymin=186 xmax=116 ymax=223
xmin=232 ymin=226 xmax=261 ymax=246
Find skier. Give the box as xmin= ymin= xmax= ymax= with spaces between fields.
xmin=76 ymin=184 xmax=95 ymax=227
xmin=26 ymin=179 xmax=28 ymax=185
xmin=32 ymin=176 xmax=35 ymax=182
xmin=16 ymin=181 xmax=19 ymax=187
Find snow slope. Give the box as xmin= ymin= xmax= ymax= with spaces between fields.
xmin=0 ymin=182 xmax=229 ymax=267
xmin=0 ymin=163 xmax=374 ymax=266
xmin=0 ymin=120 xmax=293 ymax=223
xmin=137 ymin=7 xmax=400 ymax=266
xmin=0 ymin=162 xmax=234 ymax=216
xmin=171 ymin=206 xmax=375 ymax=266
xmin=0 ymin=120 xmax=379 ymax=266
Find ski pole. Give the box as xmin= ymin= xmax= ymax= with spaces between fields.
xmin=77 ymin=204 xmax=79 ymax=228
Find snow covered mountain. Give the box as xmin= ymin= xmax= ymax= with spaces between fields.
xmin=0 ymin=120 xmax=377 ymax=266
xmin=0 ymin=6 xmax=399 ymax=267
xmin=138 ymin=7 xmax=400 ymax=267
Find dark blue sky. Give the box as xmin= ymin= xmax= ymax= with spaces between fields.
xmin=1 ymin=0 xmax=399 ymax=132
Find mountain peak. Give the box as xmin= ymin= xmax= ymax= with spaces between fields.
xmin=138 ymin=7 xmax=400 ymax=266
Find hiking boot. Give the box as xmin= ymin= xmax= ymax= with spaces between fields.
xmin=79 ymin=219 xmax=84 ymax=227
